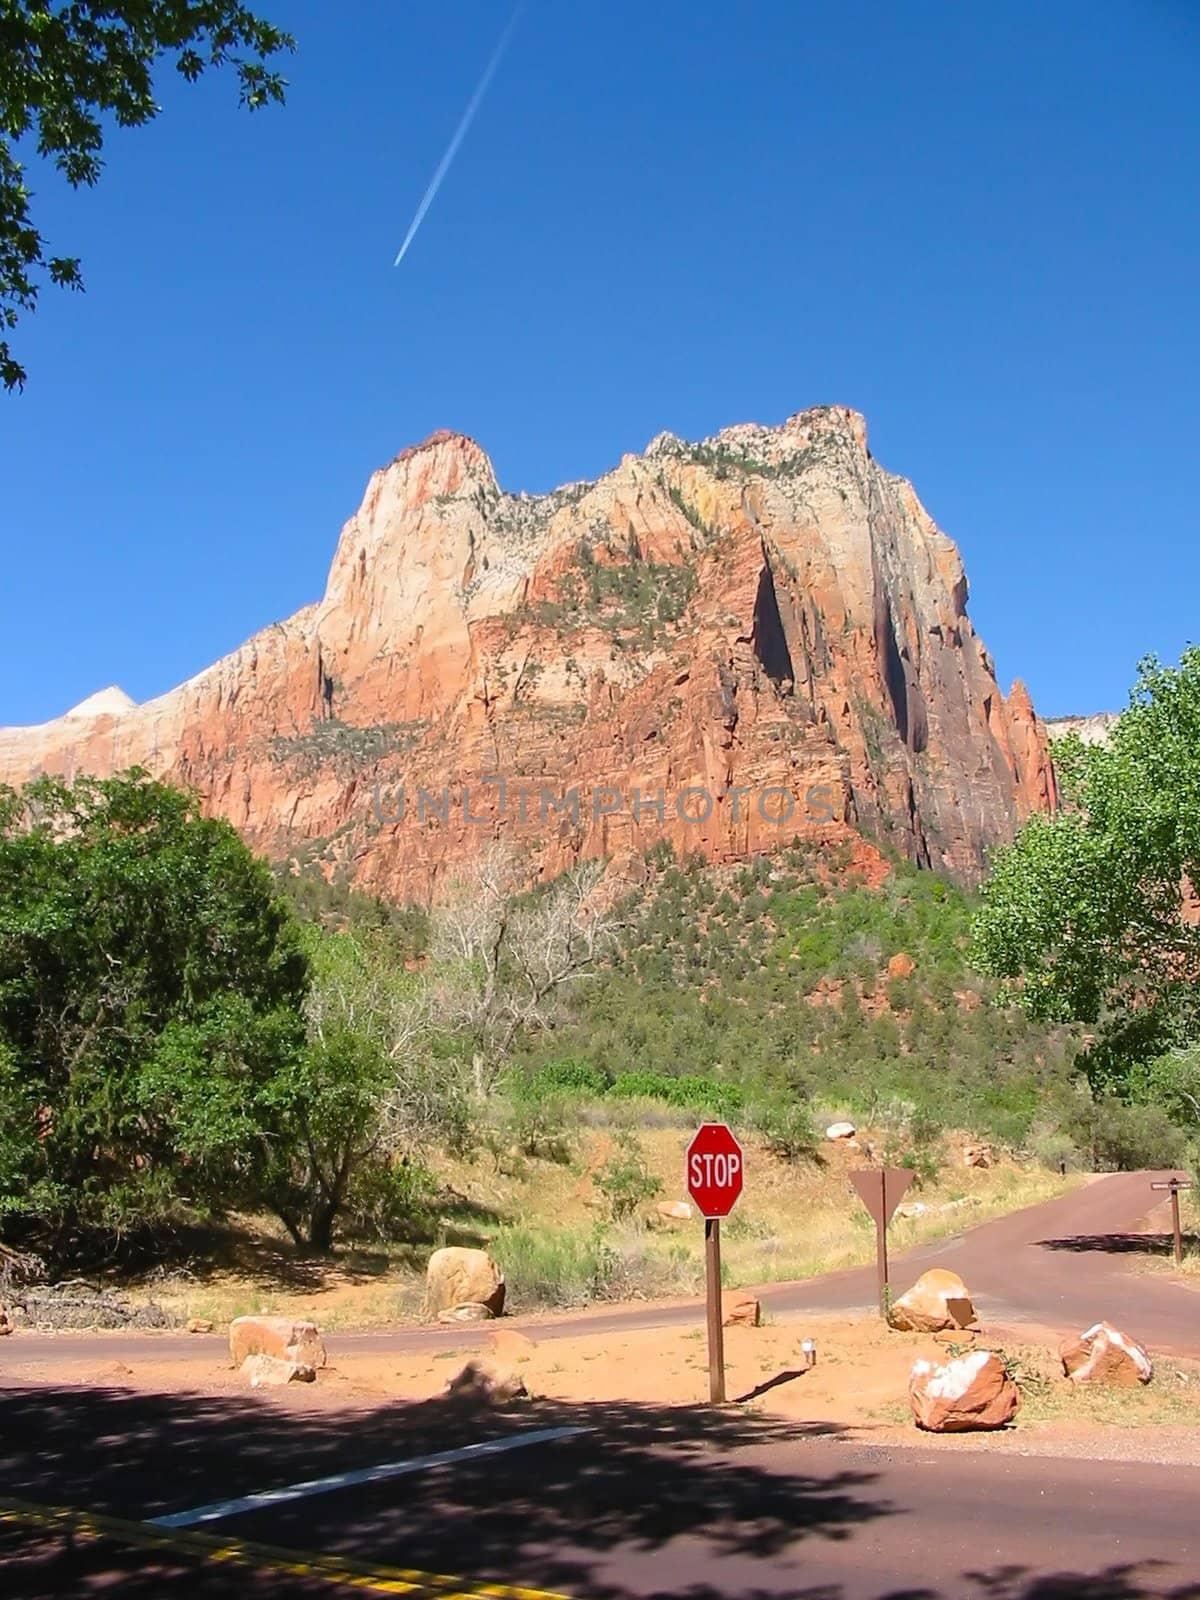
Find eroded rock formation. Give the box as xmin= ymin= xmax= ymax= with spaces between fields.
xmin=0 ymin=408 xmax=1055 ymax=897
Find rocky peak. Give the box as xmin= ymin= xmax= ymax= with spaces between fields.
xmin=350 ymin=429 xmax=497 ymax=527
xmin=0 ymin=407 xmax=1057 ymax=898
xmin=1043 ymin=712 xmax=1118 ymax=746
xmin=64 ymin=686 xmax=137 ymax=721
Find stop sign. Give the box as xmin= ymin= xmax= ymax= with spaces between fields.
xmin=686 ymin=1123 xmax=744 ymax=1218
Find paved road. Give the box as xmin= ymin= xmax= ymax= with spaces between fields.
xmin=765 ymin=1168 xmax=1200 ymax=1354
xmin=8 ymin=1169 xmax=1197 ymax=1371
xmin=3 ymin=1173 xmax=1199 ymax=1597
xmin=1 ymin=1379 xmax=1198 ymax=1597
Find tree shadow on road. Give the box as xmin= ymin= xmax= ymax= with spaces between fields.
xmin=1034 ymin=1232 xmax=1198 ymax=1257
xmin=1 ymin=1384 xmax=1198 ymax=1599
xmin=654 ymin=1566 xmax=1200 ymax=1598
xmin=0 ymin=1380 xmax=885 ymax=1598
xmin=961 ymin=1560 xmax=1200 ymax=1598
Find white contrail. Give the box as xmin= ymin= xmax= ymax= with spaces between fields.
xmin=393 ymin=5 xmax=524 ymax=267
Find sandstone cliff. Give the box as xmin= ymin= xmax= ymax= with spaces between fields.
xmin=0 ymin=407 xmax=1055 ymax=897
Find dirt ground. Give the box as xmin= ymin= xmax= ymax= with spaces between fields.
xmin=8 ymin=1307 xmax=1199 ymax=1467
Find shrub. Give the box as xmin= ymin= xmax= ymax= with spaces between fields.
xmin=608 ymin=1071 xmax=744 ymax=1120
xmin=594 ymin=1133 xmax=663 ymax=1220
xmin=527 ymin=1059 xmax=610 ymax=1097
xmin=490 ymin=1221 xmax=700 ymax=1308
xmin=646 ymin=839 xmax=676 ymax=870
xmin=502 ymin=1093 xmax=575 ymax=1165
xmin=744 ymin=1095 xmax=817 ymax=1161
xmin=1066 ymin=1097 xmax=1187 ymax=1172
xmin=342 ymin=1157 xmax=439 ymax=1242
xmin=1025 ymin=1120 xmax=1083 ymax=1172
xmin=881 ymin=1135 xmax=943 ymax=1188
xmin=490 ymin=1223 xmax=620 ymax=1309
xmin=881 ymin=1105 xmax=945 ymax=1189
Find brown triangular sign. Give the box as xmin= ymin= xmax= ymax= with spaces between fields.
xmin=849 ymin=1168 xmax=915 ymax=1227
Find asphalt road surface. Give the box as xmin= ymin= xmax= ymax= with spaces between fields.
xmin=2 ymin=1379 xmax=1199 ymax=1598
xmin=2 ymin=1170 xmax=1199 ymax=1597
xmin=766 ymin=1168 xmax=1200 ymax=1354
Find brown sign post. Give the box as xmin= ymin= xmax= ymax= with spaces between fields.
xmin=686 ymin=1123 xmax=744 ymax=1405
xmin=1150 ymin=1175 xmax=1193 ymax=1266
xmin=850 ymin=1168 xmax=915 ymax=1318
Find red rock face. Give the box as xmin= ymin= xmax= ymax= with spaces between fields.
xmin=0 ymin=408 xmax=1055 ymax=899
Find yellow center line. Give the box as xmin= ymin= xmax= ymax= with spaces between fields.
xmin=0 ymin=1496 xmax=573 ymax=1600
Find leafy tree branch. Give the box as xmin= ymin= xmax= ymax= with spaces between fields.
xmin=1 ymin=0 xmax=292 ymax=389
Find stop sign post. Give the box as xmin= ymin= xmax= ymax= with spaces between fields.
xmin=686 ymin=1123 xmax=744 ymax=1404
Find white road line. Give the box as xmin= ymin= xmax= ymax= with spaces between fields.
xmin=149 ymin=1427 xmax=587 ymax=1529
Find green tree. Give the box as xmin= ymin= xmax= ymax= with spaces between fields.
xmin=133 ymin=911 xmax=438 ymax=1252
xmin=0 ymin=770 xmax=308 ymax=1254
xmin=258 ymin=1028 xmax=391 ymax=1253
xmin=1 ymin=0 xmax=292 ymax=390
xmin=301 ymin=920 xmax=475 ymax=1158
xmin=973 ymin=648 xmax=1200 ymax=1099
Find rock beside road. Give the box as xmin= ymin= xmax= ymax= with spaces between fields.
xmin=229 ymin=1316 xmax=327 ymax=1371
xmin=444 ymin=1358 xmax=527 ymax=1405
xmin=489 ymin=1328 xmax=537 ymax=1364
xmin=889 ymin=1268 xmax=976 ymax=1333
xmin=656 ymin=1201 xmax=693 ymax=1222
xmin=722 ymin=1292 xmax=761 ymax=1327
xmin=0 ymin=1304 xmax=12 ymax=1336
xmin=241 ymin=1353 xmax=316 ymax=1388
xmin=436 ymin=1301 xmax=495 ymax=1324
xmin=825 ymin=1122 xmax=857 ymax=1142
xmin=909 ymin=1350 xmax=1019 ymax=1432
xmin=426 ymin=1248 xmax=506 ymax=1318
xmin=1061 ymin=1322 xmax=1153 ymax=1387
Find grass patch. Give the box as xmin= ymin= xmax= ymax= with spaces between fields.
xmin=993 ymin=1341 xmax=1200 ymax=1426
xmin=491 ymin=1220 xmax=703 ymax=1311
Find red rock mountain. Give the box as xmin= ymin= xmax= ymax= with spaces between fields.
xmin=0 ymin=407 xmax=1054 ymax=898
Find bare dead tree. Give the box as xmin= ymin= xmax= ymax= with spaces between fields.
xmin=303 ymin=847 xmax=621 ymax=1166
xmin=430 ymin=844 xmax=620 ymax=1096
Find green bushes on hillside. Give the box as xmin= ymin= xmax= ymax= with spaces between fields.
xmin=512 ymin=843 xmax=1132 ymax=1159
xmin=608 ymin=1071 xmax=744 ymax=1119
xmin=8 ymin=754 xmax=1187 ymax=1278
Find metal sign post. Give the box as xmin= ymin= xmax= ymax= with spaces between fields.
xmin=849 ymin=1168 xmax=915 ymax=1318
xmin=686 ymin=1123 xmax=745 ymax=1405
xmin=1150 ymin=1175 xmax=1194 ymax=1266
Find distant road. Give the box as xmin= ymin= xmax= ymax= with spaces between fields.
xmin=766 ymin=1167 xmax=1199 ymax=1352
xmin=5 ymin=1170 xmax=1196 ymax=1372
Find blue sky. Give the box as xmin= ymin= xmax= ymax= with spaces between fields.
xmin=3 ymin=0 xmax=1197 ymax=726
